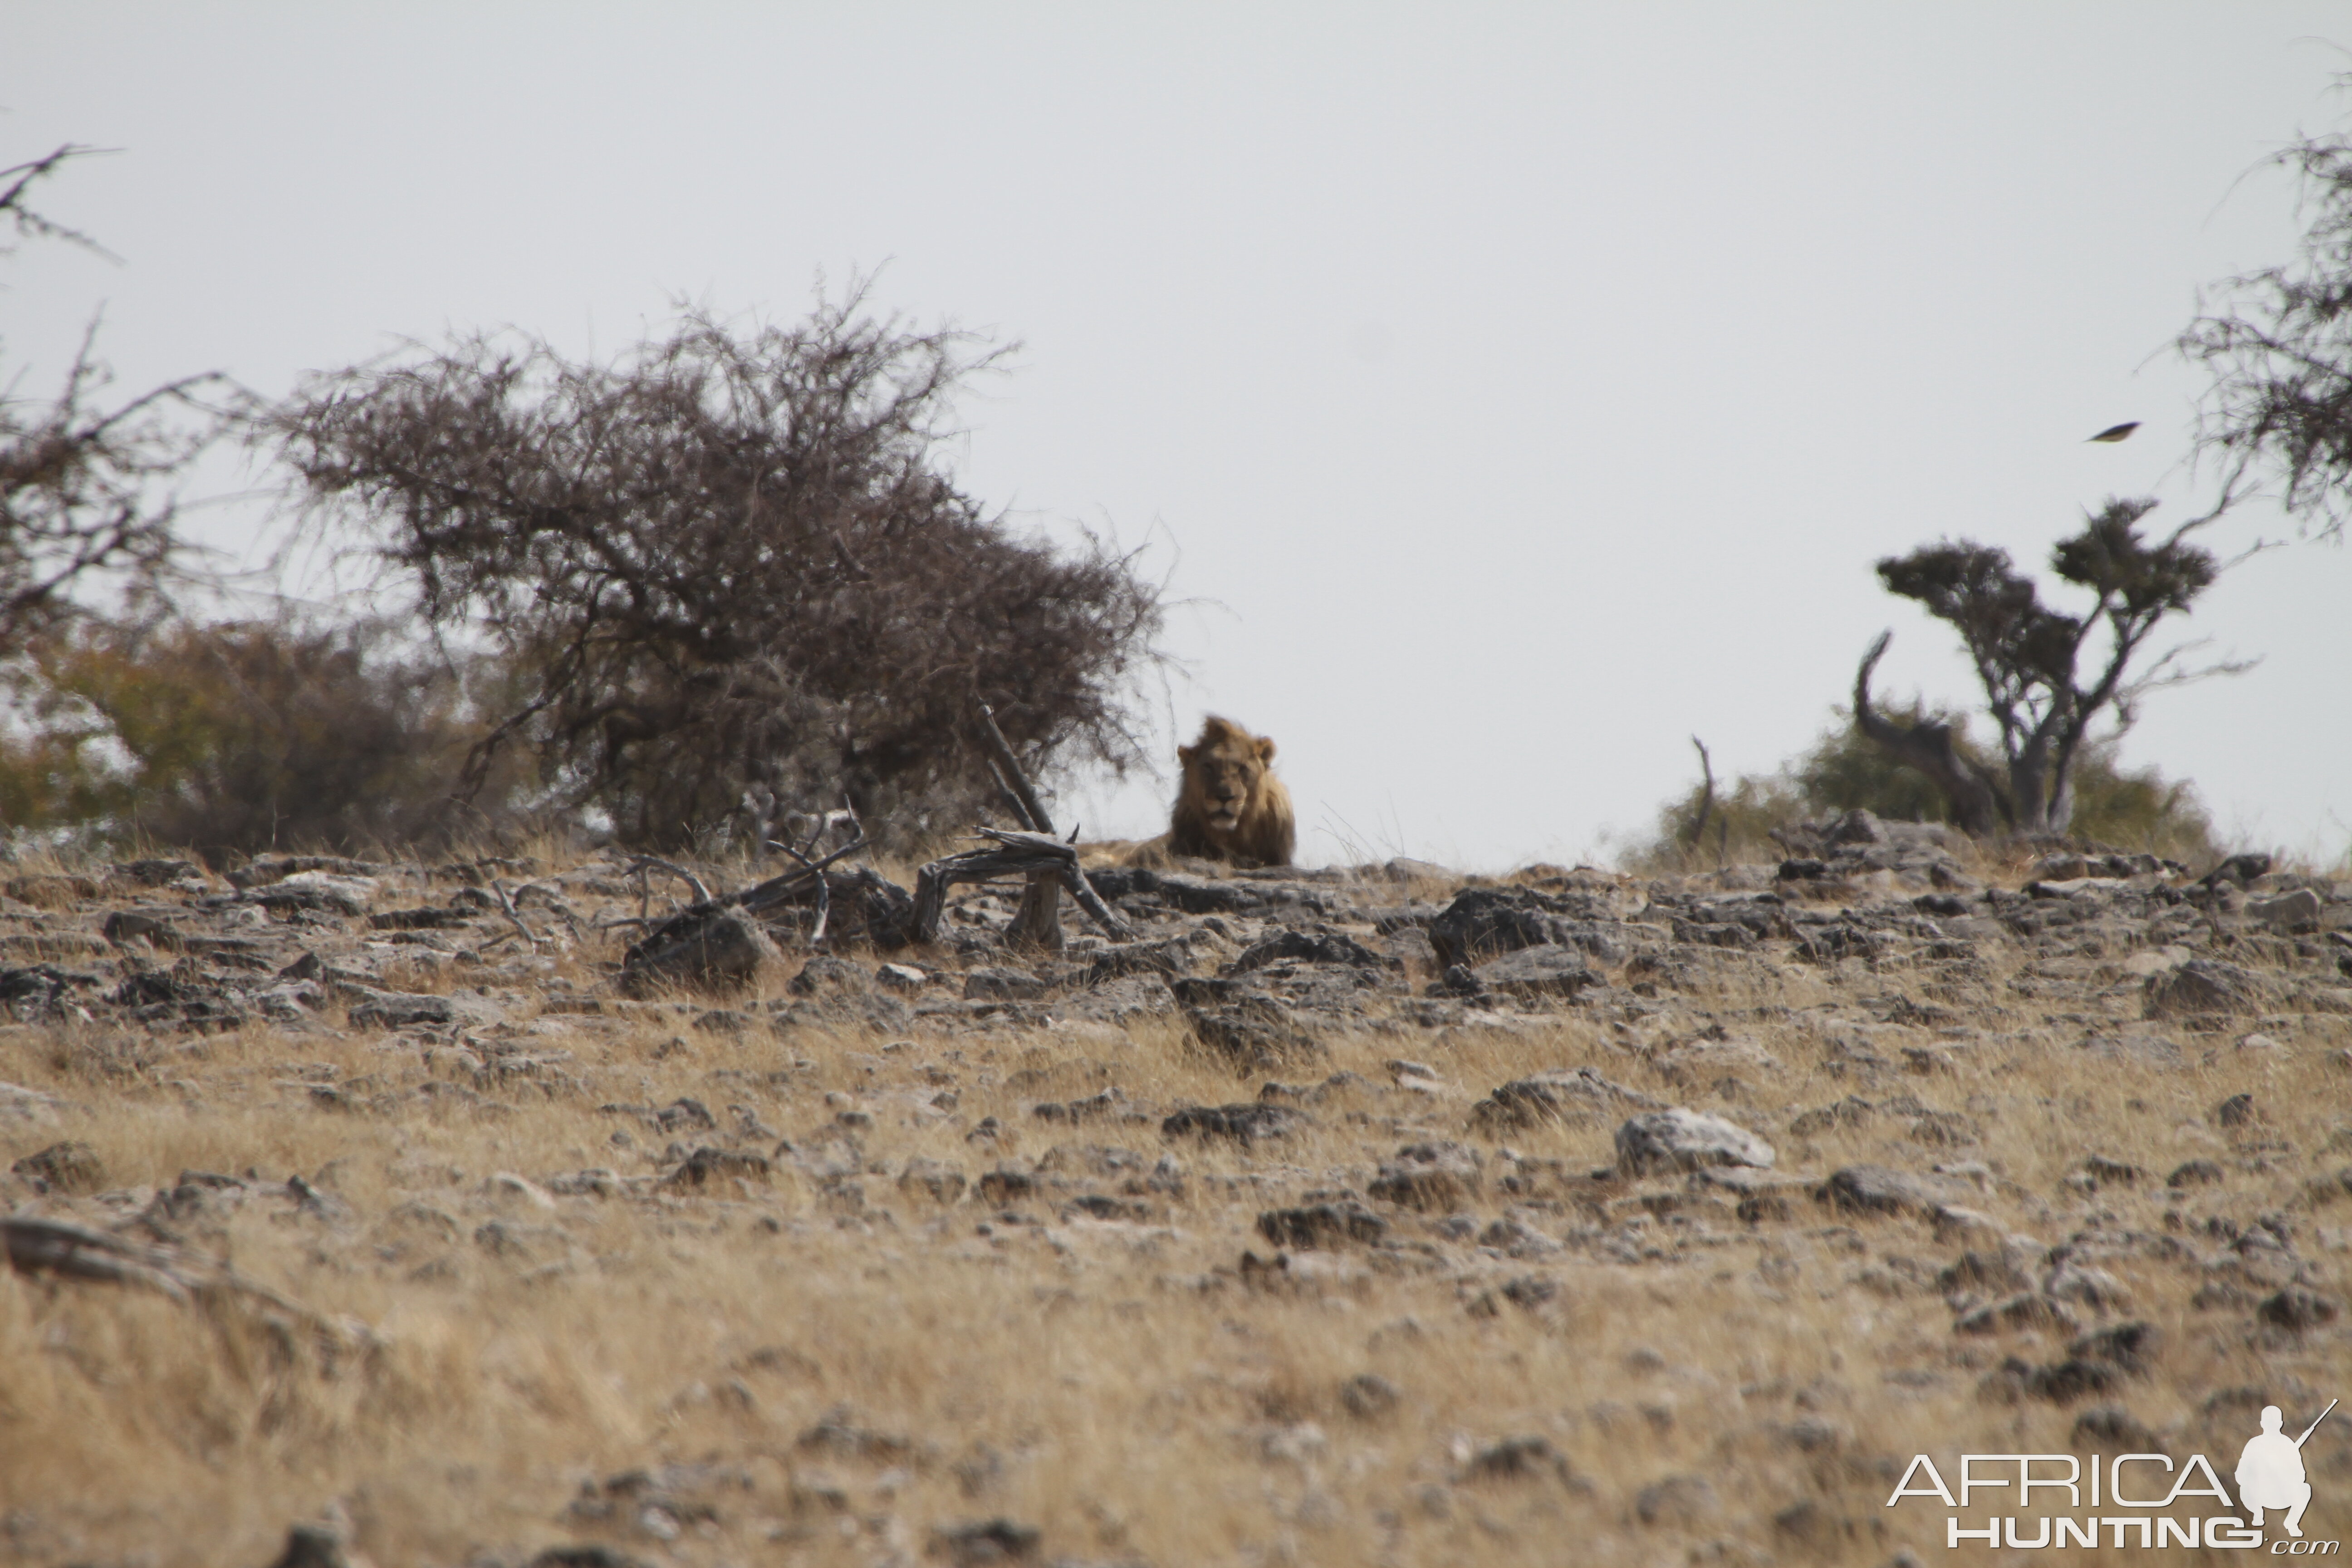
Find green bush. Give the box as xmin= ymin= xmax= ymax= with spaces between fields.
xmin=1628 ymin=706 xmax=2217 ymax=872
xmin=0 ymin=617 xmax=526 ymax=861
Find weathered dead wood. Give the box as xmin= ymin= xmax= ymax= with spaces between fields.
xmin=914 ymin=828 xmax=1133 ymax=946
xmin=1684 ymin=735 xmax=1716 ymax=853
xmin=976 ymin=702 xmax=1054 ymax=835
xmin=618 ymin=821 xmax=881 ymax=987
xmin=1853 ymin=631 xmax=2006 ymax=837
xmin=976 ymin=701 xmax=1067 ymax=952
xmin=488 ymin=878 xmax=546 ymax=950
xmin=769 ymin=808 xmax=860 ymax=866
xmin=627 ymin=854 xmax=712 ymax=904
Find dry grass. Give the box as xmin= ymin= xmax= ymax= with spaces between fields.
xmin=1 ymin=847 xmax=2348 ymax=1567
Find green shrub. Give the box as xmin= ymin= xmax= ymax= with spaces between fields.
xmin=1627 ymin=706 xmax=2217 ymax=872
xmin=0 ymin=617 xmax=526 ymax=861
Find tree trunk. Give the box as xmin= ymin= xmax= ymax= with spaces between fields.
xmin=1852 ymin=632 xmax=2007 ymax=838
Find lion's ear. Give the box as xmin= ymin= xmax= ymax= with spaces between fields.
xmin=1178 ymin=744 xmax=1199 ymax=767
xmin=1256 ymin=737 xmax=1277 ymax=764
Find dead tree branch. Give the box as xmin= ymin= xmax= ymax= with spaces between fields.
xmin=913 ymin=828 xmax=1133 ymax=947
xmin=1853 ymin=631 xmax=2007 ymax=837
xmin=977 ymin=700 xmax=1055 ymax=834
xmin=976 ymin=700 xmax=1066 ymax=951
xmin=488 ymin=879 xmax=545 ymax=950
xmin=626 ymin=855 xmax=712 ymax=904
xmin=1683 ymin=736 xmax=1716 ymax=851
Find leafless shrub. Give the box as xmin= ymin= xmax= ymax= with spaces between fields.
xmin=268 ymin=289 xmax=1165 ymax=849
xmin=2179 ymin=85 xmax=2352 ymax=540
xmin=1 ymin=146 xmax=243 ymax=652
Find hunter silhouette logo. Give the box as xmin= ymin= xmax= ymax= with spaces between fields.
xmin=2241 ymin=1400 xmax=2335 ymax=1539
xmin=1885 ymin=1395 xmax=2338 ymax=1551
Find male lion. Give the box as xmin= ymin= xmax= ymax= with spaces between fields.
xmin=1166 ymin=715 xmax=1294 ymax=867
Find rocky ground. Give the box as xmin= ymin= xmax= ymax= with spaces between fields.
xmin=2 ymin=810 xmax=2349 ymax=1566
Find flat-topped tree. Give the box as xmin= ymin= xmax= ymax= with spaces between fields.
xmin=1857 ymin=496 xmax=2239 ymax=838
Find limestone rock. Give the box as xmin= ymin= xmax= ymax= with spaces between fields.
xmin=11 ymin=1139 xmax=106 ymax=1195
xmin=622 ymin=906 xmax=779 ymax=996
xmin=2145 ymin=958 xmax=2269 ymax=1019
xmin=1367 ymin=1142 xmax=1482 ymax=1211
xmin=1615 ymin=1108 xmax=1774 ymax=1176
xmin=1472 ymin=944 xmax=1601 ymax=1000
xmin=1471 ymin=1067 xmax=1659 ymax=1132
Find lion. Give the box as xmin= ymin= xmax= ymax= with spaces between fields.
xmin=1078 ymin=715 xmax=1296 ymax=871
xmin=1167 ymin=715 xmax=1295 ymax=867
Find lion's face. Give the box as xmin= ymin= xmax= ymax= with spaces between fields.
xmin=1167 ymin=716 xmax=1294 ymax=867
xmin=1181 ymin=732 xmax=1272 ymax=838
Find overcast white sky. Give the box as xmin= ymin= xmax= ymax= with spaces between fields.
xmin=7 ymin=5 xmax=2348 ymax=869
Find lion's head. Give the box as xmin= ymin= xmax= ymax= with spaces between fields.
xmin=1168 ymin=715 xmax=1295 ymax=868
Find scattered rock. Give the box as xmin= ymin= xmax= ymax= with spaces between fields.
xmin=1161 ymin=1102 xmax=1304 ymax=1145
xmin=927 ymin=1518 xmax=1041 ymax=1565
xmin=2257 ymin=1288 xmax=2340 ymax=1332
xmin=1462 ymin=1434 xmax=1571 ymax=1484
xmin=2146 ymin=958 xmax=2269 ymax=1019
xmin=1340 ymin=1373 xmax=1400 ymax=1420
xmin=1818 ymin=1165 xmax=1930 ymax=1217
xmin=1256 ymin=1200 xmax=1389 ymax=1249
xmin=1615 ymin=1108 xmax=1774 ymax=1177
xmin=1367 ymin=1142 xmax=1483 ymax=1211
xmin=621 ymin=906 xmax=779 ymax=995
xmin=964 ymin=966 xmax=1045 ymax=1001
xmin=11 ymin=1140 xmax=106 ymax=1195
xmin=1470 ymin=1067 xmax=1660 ymax=1132
xmin=1472 ymin=944 xmax=1602 ymax=1000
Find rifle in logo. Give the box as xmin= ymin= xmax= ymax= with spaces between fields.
xmin=2239 ymin=1399 xmax=2334 ymax=1539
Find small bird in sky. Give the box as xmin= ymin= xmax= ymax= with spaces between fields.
xmin=2087 ymin=421 xmax=2140 ymax=443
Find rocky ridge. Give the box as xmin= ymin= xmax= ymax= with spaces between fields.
xmin=3 ymin=812 xmax=2350 ymax=1567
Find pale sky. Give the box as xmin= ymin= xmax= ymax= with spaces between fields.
xmin=7 ymin=5 xmax=2348 ymax=869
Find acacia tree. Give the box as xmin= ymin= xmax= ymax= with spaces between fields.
xmin=0 ymin=147 xmax=235 ymax=653
xmin=2178 ymin=95 xmax=2352 ymax=539
xmin=269 ymin=295 xmax=1165 ymax=849
xmin=1855 ymin=497 xmax=2233 ymax=838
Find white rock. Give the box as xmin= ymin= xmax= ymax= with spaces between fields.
xmin=0 ymin=1080 xmax=63 ymax=1127
xmin=485 ymin=1171 xmax=557 ymax=1211
xmin=1615 ymin=1107 xmax=1774 ymax=1176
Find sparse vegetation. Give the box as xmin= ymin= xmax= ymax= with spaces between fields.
xmin=267 ymin=292 xmax=1165 ymax=851
xmin=0 ymin=615 xmax=525 ymax=861
xmin=1630 ymin=707 xmax=2218 ymax=873
xmin=1859 ymin=498 xmax=2237 ymax=838
xmin=2180 ymin=83 xmax=2352 ymax=539
xmin=0 ymin=147 xmax=242 ymax=656
xmin=2 ymin=832 xmax=2346 ymax=1567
